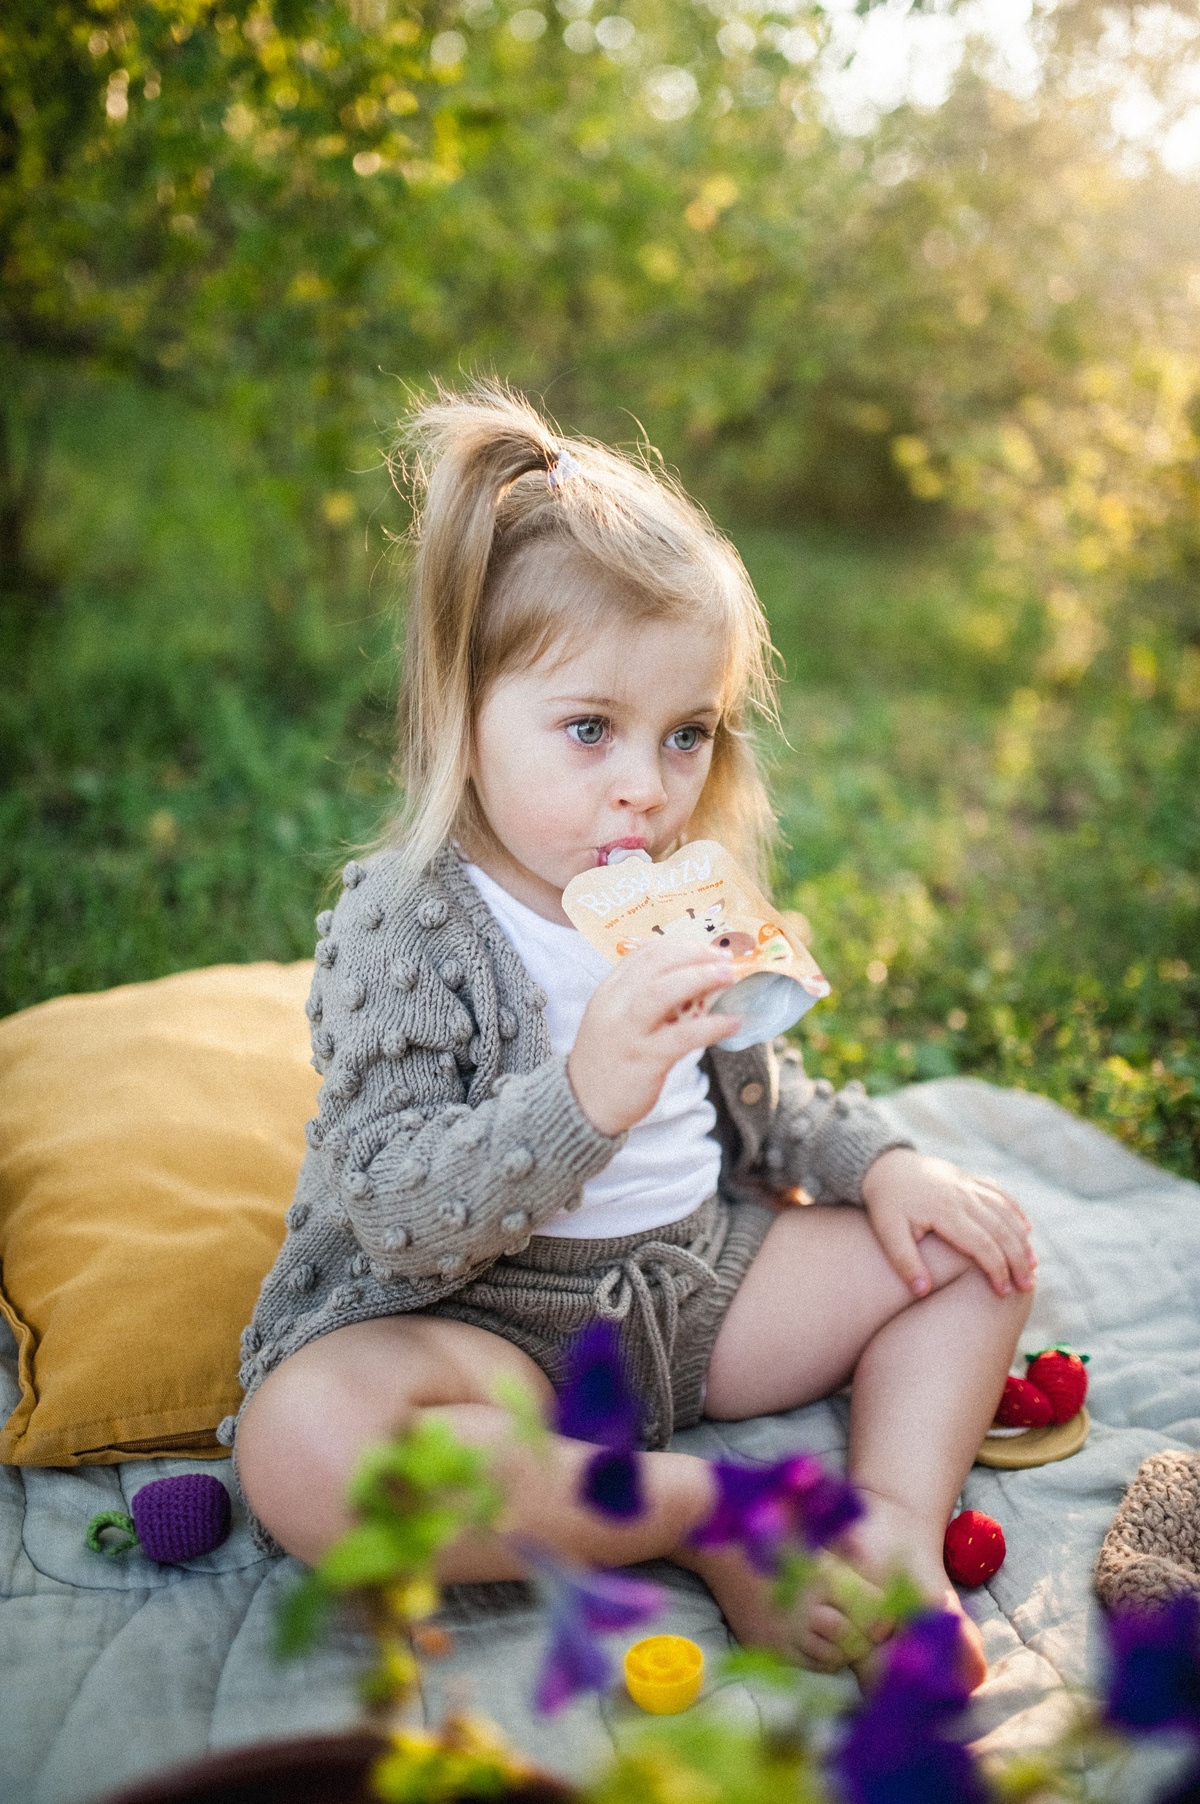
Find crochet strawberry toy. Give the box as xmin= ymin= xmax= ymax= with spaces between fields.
xmin=944 ymin=1510 xmax=1006 ymax=1587
xmin=1024 ymin=1346 xmax=1089 ymax=1424
xmin=994 ymin=1375 xmax=1054 ymax=1428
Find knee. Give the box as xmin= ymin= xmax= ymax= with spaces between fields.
xmin=235 ymin=1352 xmax=418 ymax=1559
xmin=921 ymin=1235 xmax=1037 ymax=1319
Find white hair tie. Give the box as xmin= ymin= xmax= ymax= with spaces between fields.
xmin=547 ymin=447 xmax=581 ymax=489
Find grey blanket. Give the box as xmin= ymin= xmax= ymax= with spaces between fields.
xmin=3 ymin=1077 xmax=1198 ymax=1803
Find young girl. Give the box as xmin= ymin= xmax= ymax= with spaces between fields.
xmin=227 ymin=385 xmax=1036 ymax=1685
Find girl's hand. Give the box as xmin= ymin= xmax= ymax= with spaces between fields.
xmin=568 ymin=939 xmax=739 ymax=1138
xmin=859 ymin=1147 xmax=1037 ymax=1299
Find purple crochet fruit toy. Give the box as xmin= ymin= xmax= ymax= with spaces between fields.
xmin=86 ymin=1473 xmax=232 ymax=1563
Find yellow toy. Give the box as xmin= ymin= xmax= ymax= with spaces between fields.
xmin=623 ymin=1635 xmax=704 ymax=1714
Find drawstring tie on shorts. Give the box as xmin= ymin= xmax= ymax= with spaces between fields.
xmin=591 ymin=1241 xmax=720 ymax=1448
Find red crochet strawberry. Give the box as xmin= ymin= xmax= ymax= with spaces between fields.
xmin=1025 ymin=1346 xmax=1089 ymax=1424
xmin=944 ymin=1510 xmax=1006 ymax=1587
xmin=994 ymin=1374 xmax=1053 ymax=1429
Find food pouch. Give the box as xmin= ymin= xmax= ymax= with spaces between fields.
xmin=561 ymin=840 xmax=830 ymax=1051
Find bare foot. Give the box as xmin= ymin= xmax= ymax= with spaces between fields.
xmin=672 ymin=1541 xmax=886 ymax=1674
xmin=841 ymin=1487 xmax=988 ymax=1692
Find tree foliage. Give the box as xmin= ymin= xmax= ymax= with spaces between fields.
xmin=6 ymin=2 xmax=1200 ymax=623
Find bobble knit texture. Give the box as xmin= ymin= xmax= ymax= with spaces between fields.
xmin=220 ymin=847 xmax=910 ymax=1446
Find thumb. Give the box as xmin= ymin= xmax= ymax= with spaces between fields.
xmin=871 ymin=1212 xmax=932 ymax=1297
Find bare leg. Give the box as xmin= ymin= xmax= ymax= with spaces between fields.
xmin=680 ymin=1206 xmax=1032 ymax=1685
xmin=238 ymin=1216 xmax=1027 ymax=1687
xmin=236 ymin=1315 xmax=715 ymax=1574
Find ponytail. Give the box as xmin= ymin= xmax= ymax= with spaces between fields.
xmin=394 ymin=385 xmax=560 ymax=878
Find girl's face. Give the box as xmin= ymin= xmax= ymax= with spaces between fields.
xmin=470 ymin=614 xmax=728 ymax=924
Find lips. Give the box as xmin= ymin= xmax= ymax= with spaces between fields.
xmin=596 ymin=838 xmax=649 ymax=867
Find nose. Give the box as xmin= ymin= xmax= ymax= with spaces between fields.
xmin=609 ymin=740 xmax=667 ymax=815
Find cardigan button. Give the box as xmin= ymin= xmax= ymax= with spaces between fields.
xmin=739 ymin=1081 xmax=765 ymax=1107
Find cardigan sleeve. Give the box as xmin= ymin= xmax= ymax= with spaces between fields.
xmin=763 ymin=1043 xmax=914 ymax=1205
xmin=323 ymin=1056 xmax=623 ymax=1279
xmin=305 ymin=865 xmax=624 ymax=1281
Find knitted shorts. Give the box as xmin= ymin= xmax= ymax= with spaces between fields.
xmin=423 ymin=1194 xmax=776 ymax=1450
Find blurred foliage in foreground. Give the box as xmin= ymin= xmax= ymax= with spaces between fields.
xmin=3 ymin=379 xmax=1196 ymax=1175
xmin=2 ymin=0 xmax=1198 ymax=1171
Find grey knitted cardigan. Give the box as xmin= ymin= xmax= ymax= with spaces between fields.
xmin=218 ymin=847 xmax=911 ymax=1446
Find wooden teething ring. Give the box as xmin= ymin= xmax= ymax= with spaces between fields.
xmin=975 ymin=1406 xmax=1090 ymax=1470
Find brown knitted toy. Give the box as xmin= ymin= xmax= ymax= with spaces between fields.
xmin=1095 ymin=1450 xmax=1200 ymax=1611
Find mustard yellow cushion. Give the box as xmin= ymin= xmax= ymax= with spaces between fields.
xmin=0 ymin=961 xmax=318 ymax=1465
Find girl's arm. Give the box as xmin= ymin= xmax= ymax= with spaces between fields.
xmin=318 ymin=1053 xmax=622 ymax=1280
xmin=762 ymin=1043 xmax=1035 ymax=1296
xmin=307 ymin=871 xmax=737 ymax=1283
xmin=302 ymin=864 xmax=626 ymax=1280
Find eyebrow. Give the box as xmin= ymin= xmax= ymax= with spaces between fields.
xmin=547 ymin=694 xmax=723 ymax=716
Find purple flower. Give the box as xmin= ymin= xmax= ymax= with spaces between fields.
xmin=1105 ymin=1597 xmax=1200 ymax=1738
xmin=835 ymin=1610 xmax=986 ymax=1804
xmin=556 ymin=1322 xmax=640 ymax=1448
xmin=535 ymin=1613 xmax=610 ymax=1712
xmin=515 ymin=1539 xmax=665 ymax=1714
xmin=690 ymin=1454 xmax=863 ymax=1573
xmin=556 ymin=1323 xmax=646 ymax=1521
xmin=798 ymin=1466 xmax=865 ymax=1549
xmin=581 ymin=1448 xmax=645 ymax=1520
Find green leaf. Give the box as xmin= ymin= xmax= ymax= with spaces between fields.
xmin=394 ymin=1417 xmax=493 ymax=1492
xmin=318 ymin=1520 xmax=411 ymax=1590
xmin=879 ymin=1569 xmax=927 ymax=1628
xmin=491 ymin=1372 xmax=551 ymax=1454
xmin=718 ymin=1646 xmax=801 ymax=1691
xmin=770 ymin=1548 xmax=816 ymax=1613
xmin=274 ymin=1571 xmax=330 ymax=1660
xmin=347 ymin=1418 xmax=493 ymax=1520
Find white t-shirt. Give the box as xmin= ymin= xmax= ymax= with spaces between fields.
xmin=465 ymin=863 xmax=722 ymax=1239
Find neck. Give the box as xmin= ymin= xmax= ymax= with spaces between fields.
xmin=463 ymin=840 xmax=573 ymax=927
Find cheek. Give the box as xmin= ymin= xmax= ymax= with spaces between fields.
xmin=676 ymin=743 xmax=715 ymax=797
xmin=473 ymin=724 xmax=589 ymax=838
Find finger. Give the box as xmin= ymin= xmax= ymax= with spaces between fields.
xmin=968 ymin=1195 xmax=1030 ymax=1274
xmin=651 ymin=1009 xmax=741 ymax=1066
xmin=870 ymin=1212 xmax=933 ymax=1298
xmin=933 ymin=1212 xmax=1013 ymax=1295
xmin=635 ymin=957 xmax=737 ymax=1025
xmin=614 ymin=938 xmax=736 ymax=983
xmin=796 ymin=1629 xmax=849 ymax=1673
xmin=967 ymin=1189 xmax=1036 ymax=1278
xmin=972 ymin=1179 xmax=1032 ymax=1236
xmin=977 ymin=1197 xmax=1038 ymax=1287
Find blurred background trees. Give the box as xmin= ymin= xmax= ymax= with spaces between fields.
xmin=3 ymin=0 xmax=1198 ymax=1169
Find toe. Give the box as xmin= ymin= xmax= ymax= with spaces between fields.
xmin=798 ymin=1631 xmax=850 ymax=1673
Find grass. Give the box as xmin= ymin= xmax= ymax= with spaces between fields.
xmin=3 ymin=377 xmax=1197 ymax=1176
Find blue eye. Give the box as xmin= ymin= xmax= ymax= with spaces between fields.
xmin=668 ymin=725 xmax=707 ymax=752
xmin=567 ymin=718 xmax=606 ymax=746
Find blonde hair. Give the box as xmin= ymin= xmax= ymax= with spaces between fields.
xmin=386 ymin=381 xmax=779 ymax=885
